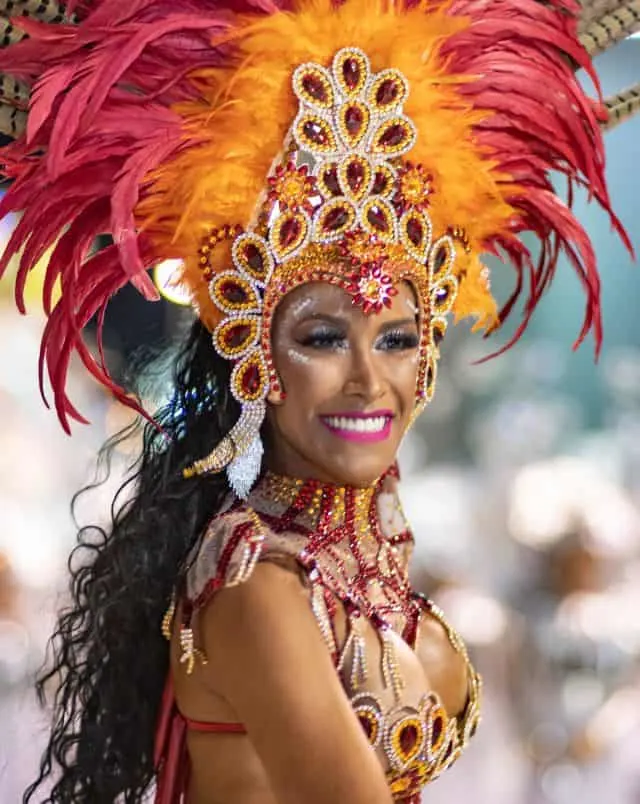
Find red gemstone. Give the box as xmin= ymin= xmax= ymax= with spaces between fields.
xmin=243 ymin=243 xmax=264 ymax=275
xmin=279 ymin=218 xmax=301 ymax=248
xmin=241 ymin=363 xmax=262 ymax=396
xmin=367 ymin=205 xmax=389 ymax=233
xmin=379 ymin=124 xmax=407 ymax=148
xmin=346 ymin=161 xmax=366 ymax=193
xmin=432 ymin=716 xmax=443 ymax=745
xmin=345 ymin=105 xmax=364 ymax=136
xmin=427 ymin=366 xmax=434 ymax=388
xmin=372 ymin=171 xmax=388 ymax=195
xmin=376 ymin=78 xmax=399 ymax=106
xmin=324 ymin=206 xmax=350 ymax=231
xmin=302 ymin=73 xmax=328 ymax=103
xmin=358 ymin=714 xmax=376 ymax=743
xmin=343 ymin=57 xmax=361 ymax=89
xmin=220 ymin=280 xmax=249 ymax=305
xmin=224 ymin=324 xmax=252 ymax=350
xmin=399 ymin=724 xmax=419 ymax=755
xmin=434 ymin=245 xmax=449 ymax=272
xmin=303 ymin=120 xmax=329 ymax=146
xmin=407 ymin=217 xmax=423 ymax=247
xmin=433 ymin=326 xmax=444 ymax=346
xmin=323 ymin=167 xmax=340 ymax=196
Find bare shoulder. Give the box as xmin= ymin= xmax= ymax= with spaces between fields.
xmin=201 ymin=560 xmax=312 ymax=653
xmin=195 ymin=561 xmax=393 ymax=804
xmin=416 ymin=602 xmax=471 ymax=717
xmin=198 ymin=558 xmax=341 ymax=716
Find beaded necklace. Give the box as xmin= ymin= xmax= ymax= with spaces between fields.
xmin=250 ymin=471 xmax=416 ymax=624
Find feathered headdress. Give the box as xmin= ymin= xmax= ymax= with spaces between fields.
xmin=0 ymin=0 xmax=634 ymax=490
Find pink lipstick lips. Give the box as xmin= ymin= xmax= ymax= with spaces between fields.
xmin=320 ymin=410 xmax=394 ymax=443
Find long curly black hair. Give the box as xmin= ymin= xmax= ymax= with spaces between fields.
xmin=24 ymin=320 xmax=239 ymax=803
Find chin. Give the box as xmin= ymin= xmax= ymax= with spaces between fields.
xmin=320 ymin=458 xmax=394 ymax=489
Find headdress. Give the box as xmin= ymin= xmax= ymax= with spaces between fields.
xmin=0 ymin=0 xmax=634 ymax=495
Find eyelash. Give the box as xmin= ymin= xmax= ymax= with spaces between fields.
xmin=299 ymin=328 xmax=419 ymax=352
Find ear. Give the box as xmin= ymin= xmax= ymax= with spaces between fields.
xmin=266 ymin=379 xmax=286 ymax=405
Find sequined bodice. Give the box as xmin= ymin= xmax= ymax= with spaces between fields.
xmin=181 ymin=472 xmax=481 ymax=801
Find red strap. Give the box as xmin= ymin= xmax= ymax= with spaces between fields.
xmin=154 ymin=675 xmax=190 ymax=804
xmin=185 ymin=718 xmax=247 ymax=734
xmin=153 ymin=674 xmax=247 ymax=803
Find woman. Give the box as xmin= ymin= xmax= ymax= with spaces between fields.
xmin=0 ymin=1 xmax=633 ymax=802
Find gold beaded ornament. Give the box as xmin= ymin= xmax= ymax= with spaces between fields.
xmin=185 ymin=48 xmax=464 ymax=493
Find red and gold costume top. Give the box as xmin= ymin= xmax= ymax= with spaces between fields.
xmin=162 ymin=470 xmax=481 ymax=803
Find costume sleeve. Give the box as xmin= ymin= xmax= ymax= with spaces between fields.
xmin=172 ymin=507 xmax=340 ymax=672
xmin=184 ymin=508 xmax=265 ymax=612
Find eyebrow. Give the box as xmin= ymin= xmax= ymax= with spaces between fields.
xmin=379 ymin=317 xmax=417 ymax=330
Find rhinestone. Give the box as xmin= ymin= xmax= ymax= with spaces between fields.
xmin=399 ymin=724 xmax=419 ymax=755
xmin=223 ymin=323 xmax=253 ymax=350
xmin=220 ymin=280 xmax=249 ymax=305
xmin=372 ymin=171 xmax=389 ymax=195
xmin=302 ymin=73 xmax=328 ymax=103
xmin=376 ymin=78 xmax=399 ymax=106
xmin=280 ymin=218 xmax=301 ymax=248
xmin=346 ymin=161 xmax=366 ymax=194
xmin=358 ymin=713 xmax=376 ymax=743
xmin=379 ymin=123 xmax=407 ymax=148
xmin=343 ymin=58 xmax=360 ymax=89
xmin=367 ymin=205 xmax=390 ymax=233
xmin=345 ymin=105 xmax=364 ymax=136
xmin=407 ymin=217 xmax=423 ymax=247
xmin=434 ymin=245 xmax=449 ymax=272
xmin=243 ymin=243 xmax=264 ymax=274
xmin=432 ymin=716 xmax=443 ymax=745
xmin=324 ymin=206 xmax=350 ymax=231
xmin=241 ymin=363 xmax=262 ymax=396
xmin=303 ymin=120 xmax=329 ymax=146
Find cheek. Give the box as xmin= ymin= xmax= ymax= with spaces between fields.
xmin=278 ymin=346 xmax=345 ymax=407
xmin=393 ymin=353 xmax=420 ymax=401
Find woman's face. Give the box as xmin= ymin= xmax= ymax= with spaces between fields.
xmin=265 ymin=280 xmax=420 ymax=487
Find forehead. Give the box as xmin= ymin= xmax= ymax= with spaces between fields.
xmin=274 ymin=280 xmax=418 ymax=323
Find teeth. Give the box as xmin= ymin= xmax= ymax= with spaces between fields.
xmin=325 ymin=416 xmax=388 ymax=433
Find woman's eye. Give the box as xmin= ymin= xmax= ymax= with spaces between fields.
xmin=298 ymin=329 xmax=347 ymax=349
xmin=377 ymin=329 xmax=419 ymax=351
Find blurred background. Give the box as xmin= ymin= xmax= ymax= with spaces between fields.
xmin=1 ymin=38 xmax=640 ymax=804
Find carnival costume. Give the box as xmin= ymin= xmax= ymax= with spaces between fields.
xmin=0 ymin=0 xmax=636 ymax=802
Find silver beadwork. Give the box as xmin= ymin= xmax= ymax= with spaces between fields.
xmin=226 ymin=433 xmax=264 ymax=499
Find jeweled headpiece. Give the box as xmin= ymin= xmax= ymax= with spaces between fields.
xmin=187 ymin=47 xmax=462 ymax=491
xmin=0 ymin=0 xmax=633 ymax=494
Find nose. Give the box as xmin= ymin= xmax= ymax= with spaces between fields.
xmin=342 ymin=346 xmax=386 ymax=402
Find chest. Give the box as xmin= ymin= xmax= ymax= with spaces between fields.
xmin=321 ymin=593 xmax=470 ymax=800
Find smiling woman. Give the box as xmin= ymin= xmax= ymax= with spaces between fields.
xmin=0 ymin=1 xmax=633 ymax=803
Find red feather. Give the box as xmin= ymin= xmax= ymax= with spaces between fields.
xmin=441 ymin=0 xmax=633 ymax=355
xmin=0 ymin=1 xmax=289 ymax=429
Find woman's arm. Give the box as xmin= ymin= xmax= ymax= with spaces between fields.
xmin=198 ymin=562 xmax=394 ymax=804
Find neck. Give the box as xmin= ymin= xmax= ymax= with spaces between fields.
xmin=246 ymin=467 xmax=415 ymax=620
xmin=247 ymin=465 xmax=408 ymax=542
